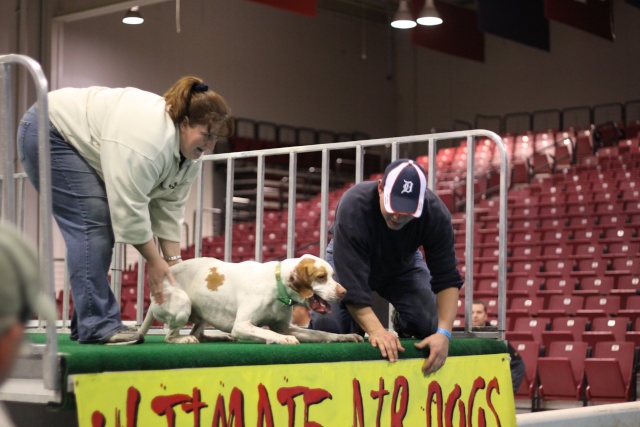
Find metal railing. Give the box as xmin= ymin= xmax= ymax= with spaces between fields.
xmin=193 ymin=130 xmax=509 ymax=339
xmin=0 ymin=54 xmax=59 ymax=393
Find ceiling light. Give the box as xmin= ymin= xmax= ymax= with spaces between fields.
xmin=123 ymin=6 xmax=144 ymax=25
xmin=417 ymin=0 xmax=442 ymax=26
xmin=391 ymin=0 xmax=416 ymax=29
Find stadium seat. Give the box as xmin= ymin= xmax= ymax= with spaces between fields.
xmin=543 ymin=316 xmax=589 ymax=344
xmin=582 ymin=316 xmax=630 ymax=350
xmin=537 ymin=341 xmax=588 ymax=403
xmin=584 ymin=341 xmax=637 ymax=403
xmin=512 ymin=340 xmax=542 ymax=407
xmin=538 ymin=295 xmax=585 ymax=320
xmin=507 ymin=296 xmax=544 ymax=320
xmin=507 ymin=317 xmax=550 ymax=344
xmin=618 ymin=295 xmax=640 ymax=324
xmin=573 ymin=277 xmax=614 ymax=297
xmin=576 ymin=295 xmax=621 ymax=321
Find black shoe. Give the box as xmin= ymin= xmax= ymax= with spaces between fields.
xmin=391 ymin=309 xmax=413 ymax=338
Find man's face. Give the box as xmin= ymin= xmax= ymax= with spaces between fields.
xmin=471 ymin=303 xmax=487 ymax=327
xmin=377 ymin=181 xmax=414 ymax=230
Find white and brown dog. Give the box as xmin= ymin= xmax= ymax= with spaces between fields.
xmin=138 ymin=254 xmax=364 ymax=345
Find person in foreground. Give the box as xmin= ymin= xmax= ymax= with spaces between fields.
xmin=310 ymin=158 xmax=463 ymax=375
xmin=17 ymin=76 xmax=234 ymax=345
xmin=0 ymin=222 xmax=57 ymax=426
xmin=471 ymin=300 xmax=525 ymax=394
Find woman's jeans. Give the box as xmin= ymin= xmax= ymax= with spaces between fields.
xmin=310 ymin=239 xmax=438 ymax=339
xmin=18 ymin=105 xmax=124 ymax=343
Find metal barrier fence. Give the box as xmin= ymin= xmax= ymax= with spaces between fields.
xmin=192 ymin=130 xmax=509 ymax=339
xmin=0 ymin=54 xmax=59 ymax=394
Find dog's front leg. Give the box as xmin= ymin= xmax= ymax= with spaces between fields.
xmin=231 ymin=320 xmax=300 ymax=344
xmin=191 ymin=321 xmax=235 ymax=342
xmin=231 ymin=305 xmax=300 ymax=345
xmin=285 ymin=326 xmax=365 ymax=343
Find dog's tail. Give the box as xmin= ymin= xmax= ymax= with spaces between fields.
xmin=138 ymin=304 xmax=155 ymax=336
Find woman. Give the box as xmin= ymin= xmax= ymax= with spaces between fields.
xmin=17 ymin=76 xmax=234 ymax=345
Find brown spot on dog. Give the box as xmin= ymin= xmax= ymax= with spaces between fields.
xmin=290 ymin=258 xmax=326 ymax=299
xmin=206 ymin=267 xmax=225 ymax=291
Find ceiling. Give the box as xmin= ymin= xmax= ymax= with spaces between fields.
xmin=319 ymin=0 xmax=477 ymax=25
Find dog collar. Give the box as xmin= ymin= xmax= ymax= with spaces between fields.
xmin=275 ymin=262 xmax=295 ymax=306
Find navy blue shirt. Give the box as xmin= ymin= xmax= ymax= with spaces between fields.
xmin=329 ymin=181 xmax=463 ymax=307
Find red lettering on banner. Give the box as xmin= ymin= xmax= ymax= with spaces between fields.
xmin=151 ymin=392 xmax=192 ymax=427
xmin=390 ymin=376 xmax=408 ymax=426
xmin=426 ymin=381 xmax=443 ymax=427
xmin=91 ymin=411 xmax=106 ymax=427
xmin=370 ymin=378 xmax=389 ymax=427
xmin=91 ymin=385 xmax=141 ymax=427
xmin=181 ymin=388 xmax=207 ymax=426
xmin=277 ymin=386 xmax=332 ymax=427
xmin=485 ymin=377 xmax=501 ymax=427
xmin=352 ymin=379 xmax=365 ymax=427
xmin=444 ymin=384 xmax=464 ymax=427
xmin=212 ymin=387 xmax=244 ymax=427
xmin=126 ymin=386 xmax=142 ymax=427
xmin=257 ymin=384 xmax=275 ymax=427
xmin=467 ymin=377 xmax=485 ymax=427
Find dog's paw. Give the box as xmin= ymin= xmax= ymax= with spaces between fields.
xmin=338 ymin=333 xmax=365 ymax=343
xmin=268 ymin=335 xmax=300 ymax=345
xmin=166 ymin=335 xmax=200 ymax=344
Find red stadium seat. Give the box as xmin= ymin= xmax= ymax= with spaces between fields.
xmin=542 ymin=316 xmax=589 ymax=351
xmin=573 ymin=277 xmax=614 ymax=297
xmin=507 ymin=317 xmax=549 ymax=343
xmin=582 ymin=316 xmax=630 ymax=350
xmin=585 ymin=341 xmax=636 ymax=403
xmin=511 ymin=340 xmax=542 ymax=405
xmin=576 ymin=295 xmax=621 ymax=321
xmin=539 ymin=295 xmax=584 ymax=319
xmin=537 ymin=341 xmax=588 ymax=403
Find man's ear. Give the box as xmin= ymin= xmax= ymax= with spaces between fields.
xmin=378 ymin=179 xmax=384 ymax=193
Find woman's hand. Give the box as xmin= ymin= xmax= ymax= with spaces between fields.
xmin=147 ymin=258 xmax=176 ymax=305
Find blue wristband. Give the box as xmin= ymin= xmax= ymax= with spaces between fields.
xmin=436 ymin=328 xmax=452 ymax=340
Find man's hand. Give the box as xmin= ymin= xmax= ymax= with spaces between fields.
xmin=368 ymin=329 xmax=405 ymax=362
xmin=414 ymin=332 xmax=450 ymax=375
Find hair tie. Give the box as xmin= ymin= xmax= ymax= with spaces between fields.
xmin=191 ymin=83 xmax=209 ymax=92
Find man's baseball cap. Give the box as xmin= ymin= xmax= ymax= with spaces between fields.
xmin=382 ymin=159 xmax=427 ymax=218
xmin=0 ymin=222 xmax=57 ymax=334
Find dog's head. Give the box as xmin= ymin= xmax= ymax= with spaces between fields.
xmin=288 ymin=254 xmax=345 ymax=314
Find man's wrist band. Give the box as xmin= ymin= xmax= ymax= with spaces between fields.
xmin=164 ymin=255 xmax=182 ymax=262
xmin=436 ymin=328 xmax=451 ymax=340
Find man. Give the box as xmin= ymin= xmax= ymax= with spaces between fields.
xmin=471 ymin=300 xmax=526 ymax=394
xmin=0 ymin=222 xmax=57 ymax=426
xmin=311 ymin=159 xmax=462 ymax=375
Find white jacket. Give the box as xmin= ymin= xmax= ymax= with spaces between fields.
xmin=48 ymin=87 xmax=201 ymax=245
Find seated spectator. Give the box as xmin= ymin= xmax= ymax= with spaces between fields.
xmin=472 ymin=299 xmax=525 ymax=395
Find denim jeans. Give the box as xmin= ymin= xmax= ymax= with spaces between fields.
xmin=310 ymin=239 xmax=438 ymax=339
xmin=18 ymin=105 xmax=125 ymax=343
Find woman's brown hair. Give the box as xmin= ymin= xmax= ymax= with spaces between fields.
xmin=163 ymin=76 xmax=234 ymax=138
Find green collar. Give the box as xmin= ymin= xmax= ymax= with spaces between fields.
xmin=275 ymin=262 xmax=295 ymax=306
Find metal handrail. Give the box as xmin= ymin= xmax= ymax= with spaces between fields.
xmin=0 ymin=54 xmax=59 ymax=392
xmin=194 ymin=130 xmax=509 ymax=340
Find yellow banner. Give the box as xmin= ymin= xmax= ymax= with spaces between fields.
xmin=75 ymin=354 xmax=515 ymax=426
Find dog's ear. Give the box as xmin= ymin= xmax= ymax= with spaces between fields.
xmin=289 ymin=258 xmax=317 ymax=299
